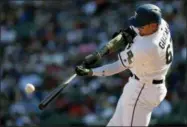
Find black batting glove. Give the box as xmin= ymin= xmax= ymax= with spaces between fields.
xmin=75 ymin=65 xmax=93 ymax=76
xmin=82 ymin=52 xmax=101 ymax=68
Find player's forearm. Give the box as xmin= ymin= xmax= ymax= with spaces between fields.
xmin=83 ymin=34 xmax=125 ymax=67
xmin=92 ymin=60 xmax=127 ymax=76
xmin=98 ymin=34 xmax=125 ymax=57
xmin=99 ymin=26 xmax=137 ymax=56
xmin=83 ymin=27 xmax=136 ymax=67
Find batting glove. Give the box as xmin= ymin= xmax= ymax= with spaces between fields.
xmin=75 ymin=65 xmax=93 ymax=76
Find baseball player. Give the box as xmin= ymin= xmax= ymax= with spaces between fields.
xmin=75 ymin=4 xmax=173 ymax=126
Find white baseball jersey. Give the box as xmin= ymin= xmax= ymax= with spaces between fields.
xmin=118 ymin=18 xmax=173 ymax=84
xmin=92 ymin=19 xmax=173 ymax=80
xmin=92 ymin=18 xmax=173 ymax=126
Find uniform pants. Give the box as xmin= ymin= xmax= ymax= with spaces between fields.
xmin=107 ymin=77 xmax=167 ymax=126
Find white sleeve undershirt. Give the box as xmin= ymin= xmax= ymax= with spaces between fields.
xmin=92 ymin=60 xmax=127 ymax=77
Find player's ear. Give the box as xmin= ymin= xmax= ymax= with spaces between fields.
xmin=150 ymin=23 xmax=158 ymax=31
xmin=153 ymin=23 xmax=158 ymax=28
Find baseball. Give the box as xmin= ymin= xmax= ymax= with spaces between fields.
xmin=25 ymin=83 xmax=35 ymax=94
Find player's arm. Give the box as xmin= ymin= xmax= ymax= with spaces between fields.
xmin=82 ymin=26 xmax=137 ymax=68
xmin=92 ymin=60 xmax=127 ymax=76
xmin=75 ymin=60 xmax=127 ymax=76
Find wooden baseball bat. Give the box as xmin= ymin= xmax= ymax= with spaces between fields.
xmin=38 ymin=74 xmax=77 ymax=110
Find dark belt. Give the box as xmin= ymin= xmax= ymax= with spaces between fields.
xmin=129 ymin=72 xmax=163 ymax=85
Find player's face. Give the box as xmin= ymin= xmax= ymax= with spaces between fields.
xmin=138 ymin=26 xmax=147 ymax=36
xmin=138 ymin=23 xmax=158 ymax=36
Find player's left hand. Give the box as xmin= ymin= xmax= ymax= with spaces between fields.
xmin=82 ymin=52 xmax=101 ymax=68
xmin=75 ymin=65 xmax=93 ymax=76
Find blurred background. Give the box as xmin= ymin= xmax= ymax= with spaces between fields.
xmin=0 ymin=0 xmax=186 ymax=126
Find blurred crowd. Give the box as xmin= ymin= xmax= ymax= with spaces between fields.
xmin=0 ymin=0 xmax=186 ymax=126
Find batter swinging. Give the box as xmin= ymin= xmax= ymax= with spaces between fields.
xmin=75 ymin=4 xmax=173 ymax=126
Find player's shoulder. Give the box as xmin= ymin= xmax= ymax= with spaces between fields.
xmin=131 ymin=38 xmax=155 ymax=57
xmin=143 ymin=19 xmax=169 ymax=48
xmin=132 ymin=19 xmax=170 ymax=53
xmin=134 ymin=35 xmax=157 ymax=51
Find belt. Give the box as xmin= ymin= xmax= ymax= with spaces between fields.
xmin=129 ymin=72 xmax=163 ymax=85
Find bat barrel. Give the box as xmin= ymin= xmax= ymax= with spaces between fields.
xmin=38 ymin=103 xmax=45 ymax=110
xmin=38 ymin=74 xmax=77 ymax=110
xmin=38 ymin=86 xmax=65 ymax=110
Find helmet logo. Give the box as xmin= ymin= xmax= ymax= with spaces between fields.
xmin=134 ymin=12 xmax=137 ymax=17
xmin=134 ymin=12 xmax=137 ymax=18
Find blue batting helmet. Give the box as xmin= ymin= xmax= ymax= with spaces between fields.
xmin=129 ymin=4 xmax=162 ymax=27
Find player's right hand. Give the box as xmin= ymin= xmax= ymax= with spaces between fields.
xmin=75 ymin=65 xmax=93 ymax=76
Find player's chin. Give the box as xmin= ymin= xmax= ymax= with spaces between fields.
xmin=138 ymin=31 xmax=146 ymax=36
xmin=139 ymin=33 xmax=144 ymax=36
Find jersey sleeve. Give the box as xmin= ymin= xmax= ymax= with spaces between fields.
xmin=92 ymin=59 xmax=127 ymax=77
